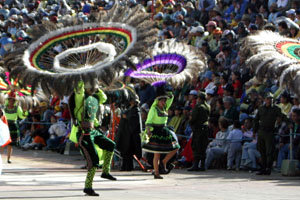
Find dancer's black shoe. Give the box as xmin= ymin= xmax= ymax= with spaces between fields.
xmin=101 ymin=173 xmax=117 ymax=180
xmin=83 ymin=188 xmax=99 ymax=196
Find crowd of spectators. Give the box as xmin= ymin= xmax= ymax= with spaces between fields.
xmin=1 ymin=0 xmax=300 ymax=173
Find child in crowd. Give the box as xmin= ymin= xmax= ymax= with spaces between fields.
xmin=227 ymin=120 xmax=243 ymax=170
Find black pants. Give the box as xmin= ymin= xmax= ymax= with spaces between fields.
xmin=78 ymin=129 xmax=115 ymax=169
xmin=257 ymin=131 xmax=275 ymax=169
xmin=191 ymin=126 xmax=209 ymax=161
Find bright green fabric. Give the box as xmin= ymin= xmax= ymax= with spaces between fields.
xmin=168 ymin=115 xmax=183 ymax=133
xmin=102 ymin=150 xmax=113 ymax=174
xmin=145 ymin=93 xmax=174 ymax=128
xmin=84 ymin=167 xmax=97 ymax=189
xmin=74 ymin=81 xmax=107 ymax=123
xmin=5 ymin=106 xmax=27 ymax=121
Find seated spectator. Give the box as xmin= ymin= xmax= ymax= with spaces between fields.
xmin=227 ymin=120 xmax=243 ymax=170
xmin=289 ymin=95 xmax=300 ymax=118
xmin=277 ymin=91 xmax=292 ymax=115
xmin=188 ymin=90 xmax=198 ymax=109
xmin=168 ymin=105 xmax=183 ymax=134
xmin=205 ymin=117 xmax=229 ymax=169
xmin=46 ymin=115 xmax=67 ymax=151
xmin=208 ymin=117 xmax=220 ymax=139
xmin=278 ymin=21 xmax=290 ymax=36
xmin=177 ymin=106 xmax=192 ymax=147
xmin=60 ymin=100 xmax=71 ymax=121
xmin=222 ymin=96 xmax=239 ymax=124
xmin=231 ymin=71 xmax=243 ymax=98
xmin=21 ymin=115 xmax=47 ymax=150
xmin=276 ymin=108 xmax=300 ymax=170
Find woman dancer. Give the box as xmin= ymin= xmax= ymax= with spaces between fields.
xmin=143 ymin=86 xmax=180 ymax=179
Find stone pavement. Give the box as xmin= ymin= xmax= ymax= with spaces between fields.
xmin=0 ymin=148 xmax=300 ymax=200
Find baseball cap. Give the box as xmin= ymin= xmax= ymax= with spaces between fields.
xmin=205 ymin=21 xmax=217 ymax=27
xmin=189 ymin=90 xmax=198 ymax=96
xmin=286 ymin=9 xmax=296 ymax=15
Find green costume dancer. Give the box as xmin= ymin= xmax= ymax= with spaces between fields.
xmin=70 ymin=81 xmax=116 ymax=196
xmin=2 ymin=91 xmax=28 ymax=163
xmin=142 ymin=87 xmax=180 ymax=179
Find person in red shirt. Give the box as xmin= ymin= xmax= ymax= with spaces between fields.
xmin=217 ymin=74 xmax=229 ymax=97
xmin=231 ymin=71 xmax=242 ymax=98
xmin=189 ymin=90 xmax=198 ymax=109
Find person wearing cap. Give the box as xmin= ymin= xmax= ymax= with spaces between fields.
xmin=142 ymin=86 xmax=179 ymax=179
xmin=188 ymin=89 xmax=198 ymax=109
xmin=188 ymin=25 xmax=205 ymax=48
xmin=185 ymin=1 xmax=200 ymax=20
xmin=253 ymin=92 xmax=284 ymax=175
xmin=69 ymin=81 xmax=116 ymax=196
xmin=188 ymin=91 xmax=210 ymax=171
xmin=204 ymin=20 xmax=218 ymax=52
xmin=116 ymin=95 xmax=141 ymax=171
xmin=2 ymin=91 xmax=28 ymax=164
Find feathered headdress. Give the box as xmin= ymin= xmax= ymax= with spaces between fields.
xmin=0 ymin=71 xmax=48 ymax=109
xmin=2 ymin=3 xmax=157 ymax=97
xmin=125 ymin=39 xmax=207 ymax=88
xmin=240 ymin=30 xmax=300 ymax=96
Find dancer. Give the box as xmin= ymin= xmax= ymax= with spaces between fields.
xmin=69 ymin=81 xmax=116 ymax=196
xmin=1 ymin=91 xmax=27 ymax=163
xmin=143 ymin=86 xmax=180 ymax=179
xmin=0 ymin=107 xmax=11 ymax=175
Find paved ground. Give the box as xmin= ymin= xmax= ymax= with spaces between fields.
xmin=0 ymin=148 xmax=300 ymax=200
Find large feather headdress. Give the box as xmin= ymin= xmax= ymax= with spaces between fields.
xmin=2 ymin=3 xmax=157 ymax=97
xmin=0 ymin=70 xmax=48 ymax=109
xmin=125 ymin=39 xmax=207 ymax=88
xmin=240 ymin=30 xmax=300 ymax=96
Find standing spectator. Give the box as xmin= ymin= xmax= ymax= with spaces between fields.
xmin=254 ymin=92 xmax=284 ymax=175
xmin=227 ymin=120 xmax=243 ymax=170
xmin=136 ymin=80 xmax=156 ymax=106
xmin=116 ymin=97 xmax=141 ymax=171
xmin=188 ymin=92 xmax=210 ymax=171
